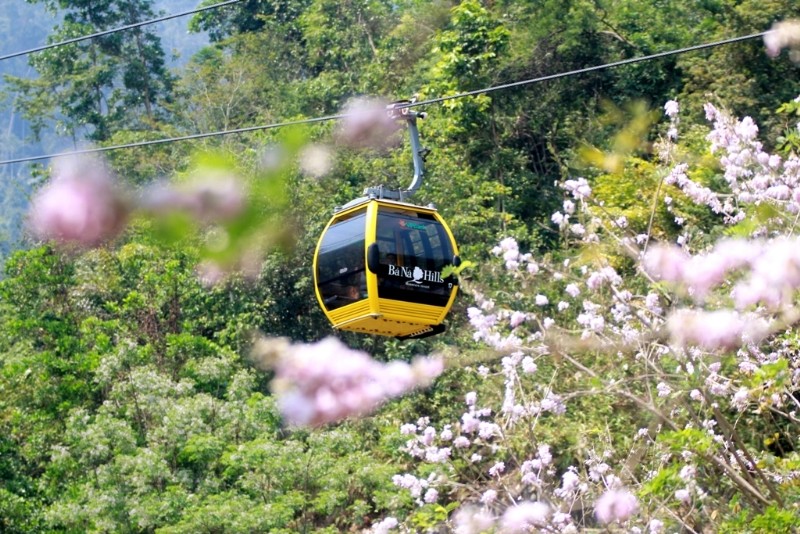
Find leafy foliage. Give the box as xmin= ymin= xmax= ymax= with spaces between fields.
xmin=3 ymin=1 xmax=800 ymax=532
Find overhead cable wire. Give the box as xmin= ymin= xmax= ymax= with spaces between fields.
xmin=403 ymin=30 xmax=770 ymax=109
xmin=0 ymin=114 xmax=347 ymax=165
xmin=0 ymin=29 xmax=771 ymax=167
xmin=0 ymin=0 xmax=243 ymax=63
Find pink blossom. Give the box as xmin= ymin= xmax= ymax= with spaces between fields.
xmin=509 ymin=311 xmax=527 ymax=328
xmin=424 ymin=446 xmax=451 ymax=463
xmin=478 ymin=421 xmax=500 ymax=439
xmin=735 ymin=116 xmax=759 ymax=141
xmin=503 ymin=249 xmax=520 ymax=264
xmin=268 ymin=337 xmax=443 ymax=427
xmin=480 ymin=489 xmax=498 ymax=504
xmin=732 ymin=238 xmax=800 ymax=309
xmin=732 ymin=387 xmax=750 ymax=411
xmin=666 ymin=309 xmax=771 ymax=351
xmin=565 ymin=283 xmax=580 ymax=297
xmin=540 ymin=392 xmax=566 ymax=414
xmin=28 ymin=156 xmax=129 ymax=248
xmin=421 ymin=426 xmax=436 ymax=446
xmin=664 ymin=100 xmax=679 ymax=118
xmin=488 ymin=462 xmax=505 ymax=476
xmin=462 ymin=412 xmax=480 ymax=433
xmin=371 ymin=517 xmax=399 ymax=534
xmin=535 ymin=294 xmax=549 ymax=306
xmin=453 ymin=436 xmax=471 ymax=448
xmin=142 ymin=175 xmax=246 ymax=223
xmin=557 ymin=470 xmax=580 ymax=495
xmin=392 ymin=473 xmax=427 ymax=498
xmin=643 ymin=244 xmax=690 ymax=282
xmin=538 ymin=444 xmax=552 ymax=464
xmin=563 ymin=177 xmax=592 ymax=199
xmin=586 ymin=272 xmax=603 ymax=290
xmin=336 ymin=97 xmax=402 ymax=149
xmin=453 ymin=506 xmax=496 ymax=534
xmin=594 ymin=489 xmax=639 ymax=524
xmin=400 ymin=423 xmax=417 ymax=435
xmin=499 ymin=501 xmax=550 ymax=532
xmin=704 ymin=102 xmax=718 ymax=121
xmin=499 ymin=236 xmax=518 ymax=252
xmin=679 ymin=465 xmax=696 ymax=482
xmin=465 ymin=391 xmax=478 ymax=406
xmin=764 ymin=20 xmax=800 ymax=58
xmin=644 ymin=293 xmax=662 ymax=314
xmin=181 ymin=177 xmax=246 ymax=222
xmin=195 ymin=260 xmax=228 ymax=288
xmin=570 ymin=223 xmax=586 ymax=235
xmin=522 ymin=356 xmax=537 ymax=374
xmin=298 ymin=144 xmax=333 ymax=178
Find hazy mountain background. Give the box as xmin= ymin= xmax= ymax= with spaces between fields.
xmin=0 ymin=0 xmax=209 ymax=265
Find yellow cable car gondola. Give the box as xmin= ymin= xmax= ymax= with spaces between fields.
xmin=313 ymin=104 xmax=460 ymax=339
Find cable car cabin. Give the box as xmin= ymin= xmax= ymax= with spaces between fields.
xmin=313 ymin=198 xmax=459 ymax=339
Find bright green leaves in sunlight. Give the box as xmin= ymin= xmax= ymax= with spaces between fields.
xmin=442 ymin=260 xmax=474 ymax=279
xmin=579 ymin=100 xmax=661 ymax=174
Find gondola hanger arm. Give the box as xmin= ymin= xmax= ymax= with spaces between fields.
xmin=360 ymin=100 xmax=428 ymax=203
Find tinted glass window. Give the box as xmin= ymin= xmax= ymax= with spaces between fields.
xmin=317 ymin=210 xmax=367 ymax=311
xmin=375 ymin=209 xmax=455 ymax=306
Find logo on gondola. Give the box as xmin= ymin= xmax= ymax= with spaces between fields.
xmin=387 ymin=264 xmax=443 ymax=287
xmin=409 ymin=266 xmax=424 ymax=285
xmin=399 ymin=220 xmax=427 ymax=231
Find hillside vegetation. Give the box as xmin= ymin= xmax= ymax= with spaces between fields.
xmin=2 ymin=1 xmax=800 ymax=532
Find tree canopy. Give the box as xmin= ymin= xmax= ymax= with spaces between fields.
xmin=2 ymin=1 xmax=800 ymax=532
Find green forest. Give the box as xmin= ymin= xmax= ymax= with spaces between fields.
xmin=2 ymin=0 xmax=800 ymax=532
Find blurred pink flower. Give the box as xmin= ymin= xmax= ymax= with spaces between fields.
xmin=499 ymin=501 xmax=550 ymax=532
xmin=187 ymin=177 xmax=246 ymax=222
xmin=142 ymin=175 xmax=246 ymax=223
xmin=268 ymin=337 xmax=443 ymax=427
xmin=452 ymin=506 xmax=496 ymax=534
xmin=764 ymin=20 xmax=800 ymax=58
xmin=336 ymin=97 xmax=403 ymax=149
xmin=643 ymin=244 xmax=689 ymax=283
xmin=370 ymin=517 xmax=398 ymax=534
xmin=666 ymin=309 xmax=771 ymax=351
xmin=195 ymin=260 xmax=228 ymax=288
xmin=480 ymin=489 xmax=498 ymax=504
xmin=298 ymin=144 xmax=333 ymax=178
xmin=594 ymin=489 xmax=638 ymax=524
xmin=28 ymin=156 xmax=129 ymax=248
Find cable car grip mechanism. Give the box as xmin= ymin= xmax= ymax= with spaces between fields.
xmin=361 ymin=99 xmax=428 ymax=204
